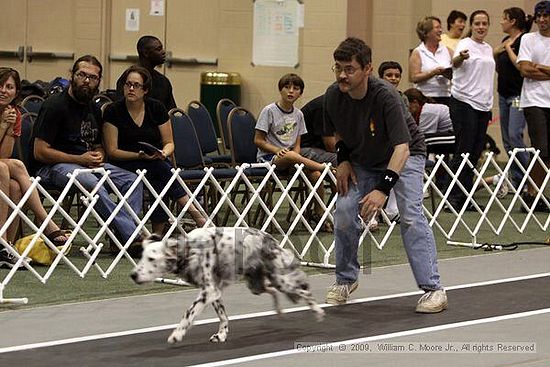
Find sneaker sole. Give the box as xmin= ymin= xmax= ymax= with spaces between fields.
xmin=415 ymin=301 xmax=448 ymax=314
xmin=0 ymin=261 xmax=23 ymax=269
xmin=0 ymin=262 xmax=15 ymax=269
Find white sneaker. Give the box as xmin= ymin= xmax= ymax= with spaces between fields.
xmin=415 ymin=289 xmax=448 ymax=313
xmin=326 ymin=281 xmax=359 ymax=305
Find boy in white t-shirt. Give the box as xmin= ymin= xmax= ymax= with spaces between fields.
xmin=254 ymin=73 xmax=333 ymax=230
xmin=517 ymin=0 xmax=550 ymax=212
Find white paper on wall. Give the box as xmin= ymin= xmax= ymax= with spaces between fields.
xmin=252 ymin=0 xmax=299 ymax=67
xmin=297 ymin=3 xmax=304 ymax=28
xmin=125 ymin=8 xmax=140 ymax=31
xmin=150 ymin=0 xmax=164 ymax=16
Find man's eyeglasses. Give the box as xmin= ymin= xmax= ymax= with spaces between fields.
xmin=124 ymin=81 xmax=144 ymax=90
xmin=74 ymin=71 xmax=100 ymax=82
xmin=331 ymin=64 xmax=360 ymax=76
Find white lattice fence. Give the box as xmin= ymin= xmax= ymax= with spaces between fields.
xmin=424 ymin=148 xmax=549 ymax=247
xmin=1 ymin=152 xmax=548 ymax=304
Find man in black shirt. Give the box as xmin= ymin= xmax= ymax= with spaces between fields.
xmin=33 ymin=55 xmax=144 ymax=248
xmin=324 ymin=38 xmax=447 ymax=313
xmin=117 ymin=35 xmax=177 ymax=110
xmin=300 ymin=95 xmax=337 ymax=166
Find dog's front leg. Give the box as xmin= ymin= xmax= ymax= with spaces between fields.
xmin=296 ymin=289 xmax=325 ymax=322
xmin=271 ymin=273 xmax=325 ymax=322
xmin=167 ymin=287 xmax=220 ymax=344
xmin=264 ymin=282 xmax=282 ymax=316
xmin=210 ymin=299 xmax=228 ymax=343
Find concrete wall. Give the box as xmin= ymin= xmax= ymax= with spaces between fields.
xmin=18 ymin=0 xmax=541 ymax=158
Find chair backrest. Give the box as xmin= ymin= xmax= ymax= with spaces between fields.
xmin=424 ymin=131 xmax=456 ymax=155
xmin=227 ymin=107 xmax=258 ymax=165
xmin=216 ymin=98 xmax=237 ymax=153
xmin=100 ymin=101 xmax=112 ymax=116
xmin=11 ymin=112 xmax=36 ymax=166
xmin=169 ymin=108 xmax=205 ymax=169
xmin=93 ymin=93 xmax=113 ymax=111
xmin=187 ymin=100 xmax=219 ymax=155
xmin=20 ymin=95 xmax=45 ymax=114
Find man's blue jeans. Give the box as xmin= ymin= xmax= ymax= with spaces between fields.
xmin=499 ymin=94 xmax=529 ymax=189
xmin=333 ymin=155 xmax=442 ymax=291
xmin=37 ymin=163 xmax=143 ymax=243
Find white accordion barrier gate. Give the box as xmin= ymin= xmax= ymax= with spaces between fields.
xmin=0 ymin=148 xmax=548 ymax=304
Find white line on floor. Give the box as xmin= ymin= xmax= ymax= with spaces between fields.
xmin=188 ymin=308 xmax=550 ymax=367
xmin=0 ymin=271 xmax=548 ymax=354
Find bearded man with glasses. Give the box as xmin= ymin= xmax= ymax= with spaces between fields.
xmin=31 ymin=55 xmax=144 ymax=255
xmin=323 ymin=38 xmax=447 ymax=313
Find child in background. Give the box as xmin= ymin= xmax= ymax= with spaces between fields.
xmin=378 ymin=61 xmax=409 ymax=108
xmin=254 ymin=73 xmax=332 ymax=231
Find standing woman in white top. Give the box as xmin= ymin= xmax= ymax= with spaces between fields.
xmin=409 ymin=16 xmax=453 ymax=105
xmin=447 ymin=10 xmax=496 ymax=210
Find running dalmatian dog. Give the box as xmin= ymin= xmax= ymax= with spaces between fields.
xmin=130 ymin=227 xmax=324 ymax=343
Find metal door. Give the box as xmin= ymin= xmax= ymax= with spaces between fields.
xmin=0 ymin=0 xmax=75 ymax=81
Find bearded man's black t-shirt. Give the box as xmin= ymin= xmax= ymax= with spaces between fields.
xmin=31 ymin=90 xmax=102 ymax=172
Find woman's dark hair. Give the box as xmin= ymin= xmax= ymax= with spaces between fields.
xmin=378 ymin=61 xmax=402 ymax=78
xmin=503 ymin=7 xmax=534 ymax=32
xmin=416 ymin=16 xmax=442 ymax=42
xmin=278 ymin=73 xmax=304 ymax=93
xmin=447 ymin=10 xmax=467 ymax=31
xmin=120 ymin=65 xmax=152 ymax=93
xmin=333 ymin=37 xmax=372 ymax=68
xmin=403 ymin=88 xmax=435 ymax=105
xmin=0 ymin=67 xmax=22 ymax=105
xmin=71 ymin=55 xmax=103 ymax=78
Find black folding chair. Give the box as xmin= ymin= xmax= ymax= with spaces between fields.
xmin=19 ymin=95 xmax=45 ymax=114
xmin=424 ymin=131 xmax=456 ymax=213
xmin=187 ymin=100 xmax=231 ymax=166
xmin=170 ymin=108 xmax=236 ymax=223
xmin=216 ymin=98 xmax=237 ymax=155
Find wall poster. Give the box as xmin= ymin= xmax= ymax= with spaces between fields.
xmin=252 ymin=0 xmax=301 ymax=67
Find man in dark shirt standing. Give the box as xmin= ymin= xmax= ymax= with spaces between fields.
xmin=324 ymin=38 xmax=447 ymax=313
xmin=117 ymin=35 xmax=177 ymax=110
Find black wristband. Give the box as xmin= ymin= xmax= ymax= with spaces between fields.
xmin=336 ymin=141 xmax=351 ymax=165
xmin=374 ymin=169 xmax=399 ymax=196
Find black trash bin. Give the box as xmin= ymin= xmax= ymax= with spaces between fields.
xmin=200 ymin=72 xmax=241 ymax=137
